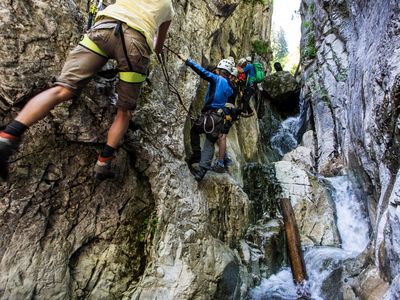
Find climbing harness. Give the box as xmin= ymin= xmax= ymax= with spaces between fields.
xmin=156 ymin=49 xmax=192 ymax=117
xmin=203 ymin=113 xmax=215 ymax=134
xmin=192 ymin=109 xmax=224 ymax=137
xmin=79 ymin=34 xmax=108 ymax=58
xmin=113 ymin=21 xmax=148 ymax=85
xmin=87 ymin=0 xmax=104 ymax=30
xmin=80 ymin=20 xmax=149 ymax=85
xmin=160 ymin=46 xmax=231 ymax=139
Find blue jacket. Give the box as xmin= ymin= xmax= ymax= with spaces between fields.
xmin=186 ymin=59 xmax=233 ymax=110
xmin=243 ymin=63 xmax=256 ymax=85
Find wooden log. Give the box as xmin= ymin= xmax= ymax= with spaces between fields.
xmin=281 ymin=198 xmax=308 ymax=284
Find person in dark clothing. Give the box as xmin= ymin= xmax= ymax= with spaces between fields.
xmin=178 ymin=56 xmax=233 ymax=181
xmin=274 ymin=62 xmax=284 ymax=72
xmin=239 ymin=56 xmax=257 ymax=117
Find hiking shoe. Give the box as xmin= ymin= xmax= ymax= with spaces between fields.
xmin=0 ymin=133 xmax=20 ymax=181
xmin=193 ymin=167 xmax=207 ymax=182
xmin=211 ymin=160 xmax=225 ymax=173
xmin=188 ymin=151 xmax=201 ymax=165
xmin=94 ymin=157 xmax=115 ymax=181
xmin=224 ymin=153 xmax=233 ymax=167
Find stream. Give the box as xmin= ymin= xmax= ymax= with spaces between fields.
xmin=248 ymin=174 xmax=370 ymax=300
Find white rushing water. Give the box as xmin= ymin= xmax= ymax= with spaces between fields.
xmin=270 ymin=96 xmax=305 ymax=157
xmin=326 ymin=176 xmax=370 ymax=253
xmin=270 ymin=116 xmax=301 ymax=156
xmin=249 ymin=175 xmax=370 ymax=300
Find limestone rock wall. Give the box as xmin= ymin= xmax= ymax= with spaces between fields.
xmin=300 ymin=0 xmax=400 ymax=295
xmin=0 ymin=0 xmax=272 ymax=299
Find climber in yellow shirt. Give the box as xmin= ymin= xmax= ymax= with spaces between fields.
xmin=0 ymin=0 xmax=174 ymax=181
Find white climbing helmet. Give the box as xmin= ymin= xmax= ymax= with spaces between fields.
xmin=227 ymin=56 xmax=235 ymax=65
xmin=217 ymin=59 xmax=233 ymax=73
xmin=230 ymin=68 xmax=238 ymax=77
xmin=238 ymin=58 xmax=246 ymax=65
xmin=246 ymin=56 xmax=252 ymax=62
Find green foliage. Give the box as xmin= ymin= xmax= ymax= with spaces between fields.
xmin=306 ymin=31 xmax=315 ymax=47
xmin=303 ymin=31 xmax=316 ymax=59
xmin=310 ymin=83 xmax=332 ymax=109
xmin=138 ymin=213 xmax=158 ymax=242
xmin=310 ymin=2 xmax=316 ymax=14
xmin=302 ymin=47 xmax=316 ymax=60
xmin=301 ymin=11 xmax=317 ymax=60
xmin=303 ymin=21 xmax=313 ymax=30
xmin=252 ymin=39 xmax=270 ymax=56
xmin=272 ymin=27 xmax=289 ymax=62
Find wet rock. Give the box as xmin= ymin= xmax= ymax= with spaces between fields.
xmin=244 ymin=220 xmax=286 ymax=280
xmin=301 ymin=0 xmax=400 ymax=293
xmin=383 ymin=170 xmax=400 ymax=280
xmin=262 ymin=71 xmax=301 ymax=115
xmin=243 ymin=163 xmax=281 ymax=221
xmin=300 ymin=130 xmax=315 ymax=150
xmin=282 ymin=146 xmax=314 ymax=172
xmin=274 ymin=161 xmax=340 ymax=247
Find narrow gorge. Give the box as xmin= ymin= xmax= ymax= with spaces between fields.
xmin=0 ymin=0 xmax=399 ymax=299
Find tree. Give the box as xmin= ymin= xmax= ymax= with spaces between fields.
xmin=273 ymin=27 xmax=289 ymax=63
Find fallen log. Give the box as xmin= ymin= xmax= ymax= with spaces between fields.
xmin=281 ymin=198 xmax=308 ymax=284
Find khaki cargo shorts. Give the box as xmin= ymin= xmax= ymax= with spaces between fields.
xmin=54 ymin=18 xmax=151 ymax=110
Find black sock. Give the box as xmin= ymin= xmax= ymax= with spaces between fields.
xmin=100 ymin=144 xmax=116 ymax=158
xmin=3 ymin=120 xmax=28 ymax=138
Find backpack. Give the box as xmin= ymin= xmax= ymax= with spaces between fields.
xmin=237 ymin=66 xmax=246 ymax=82
xmin=253 ymin=62 xmax=265 ymax=83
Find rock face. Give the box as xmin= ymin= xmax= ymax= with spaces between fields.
xmin=4 ymin=0 xmax=400 ymax=298
xmin=301 ymin=0 xmax=400 ymax=296
xmin=274 ymin=160 xmax=340 ymax=247
xmin=0 ymin=0 xmax=272 ymax=299
xmin=262 ymin=70 xmax=301 ymax=114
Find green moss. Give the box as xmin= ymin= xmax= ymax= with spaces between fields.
xmin=138 ymin=213 xmax=158 ymax=242
xmin=302 ymin=26 xmax=317 ymax=60
xmin=301 ymin=1 xmax=318 ymax=60
xmin=303 ymin=21 xmax=313 ymax=30
xmin=310 ymin=2 xmax=316 ymax=14
xmin=306 ymin=31 xmax=315 ymax=46
xmin=302 ymin=42 xmax=317 ymax=60
xmin=302 ymin=47 xmax=316 ymax=59
xmin=243 ymin=164 xmax=282 ymax=222
xmin=252 ymin=39 xmax=270 ymax=56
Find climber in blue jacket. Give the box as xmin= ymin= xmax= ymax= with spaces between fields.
xmin=240 ymin=56 xmax=257 ymax=116
xmin=177 ymin=54 xmax=233 ymax=181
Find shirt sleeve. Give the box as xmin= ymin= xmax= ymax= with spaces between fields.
xmin=243 ymin=64 xmax=251 ymax=75
xmin=186 ymin=59 xmax=219 ymax=83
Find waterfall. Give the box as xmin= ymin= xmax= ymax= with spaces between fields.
xmin=270 ymin=96 xmax=306 ymax=157
xmin=270 ymin=117 xmax=301 ymax=156
xmin=248 ymin=174 xmax=370 ymax=300
xmin=325 ymin=176 xmax=370 ymax=253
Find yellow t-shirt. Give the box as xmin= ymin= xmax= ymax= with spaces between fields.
xmin=96 ymin=0 xmax=174 ymax=50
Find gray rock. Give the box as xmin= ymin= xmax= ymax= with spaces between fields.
xmin=0 ymin=0 xmax=274 ymax=299
xmin=301 ymin=0 xmax=400 ymax=294
xmin=262 ymin=71 xmax=300 ymax=114
xmin=274 ymin=161 xmax=340 ymax=247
